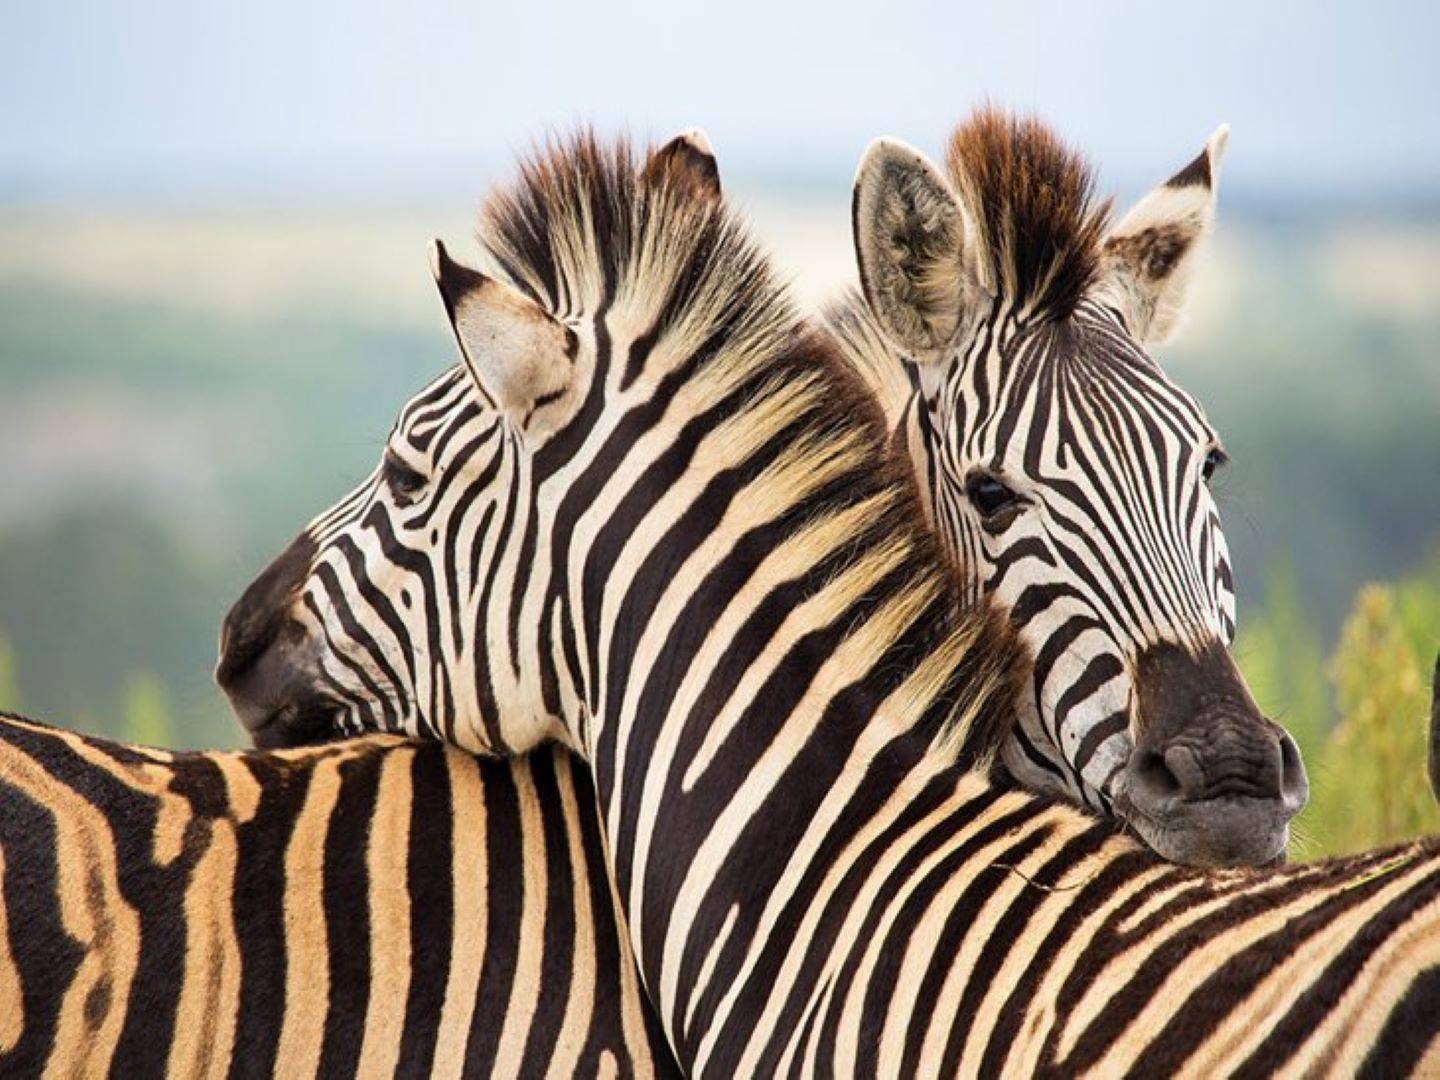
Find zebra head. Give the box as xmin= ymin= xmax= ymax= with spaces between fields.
xmin=849 ymin=109 xmax=1307 ymax=865
xmin=217 ymin=132 xmax=739 ymax=756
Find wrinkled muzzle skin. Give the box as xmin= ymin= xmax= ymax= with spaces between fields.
xmin=1115 ymin=642 xmax=1307 ymax=867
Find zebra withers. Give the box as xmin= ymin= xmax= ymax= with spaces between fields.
xmin=225 ymin=131 xmax=1440 ymax=1074
xmin=0 ymin=711 xmax=678 ymax=1076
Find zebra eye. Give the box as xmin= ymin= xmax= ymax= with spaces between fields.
xmin=1202 ymin=447 xmax=1229 ymax=482
xmin=965 ymin=473 xmax=1021 ymax=521
xmin=383 ymin=452 xmax=428 ymax=503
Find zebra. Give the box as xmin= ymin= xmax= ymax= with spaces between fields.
xmin=221 ymin=130 xmax=1440 ymax=1074
xmin=0 ymin=711 xmax=678 ymax=1076
xmin=837 ymin=107 xmax=1308 ymax=865
xmin=220 ymin=119 xmax=1300 ymax=869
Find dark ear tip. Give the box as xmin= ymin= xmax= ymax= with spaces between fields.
xmin=1166 ymin=148 xmax=1213 ymax=190
xmin=429 ymin=239 xmax=450 ymax=284
xmin=430 ymin=240 xmax=488 ymax=304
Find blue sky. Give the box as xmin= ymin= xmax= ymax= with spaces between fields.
xmin=3 ymin=0 xmax=1437 ymax=201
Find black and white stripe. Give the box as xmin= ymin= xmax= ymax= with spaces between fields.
xmin=0 ymin=711 xmax=677 ymax=1076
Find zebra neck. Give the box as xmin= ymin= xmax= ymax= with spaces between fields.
xmin=565 ymin=376 xmax=1028 ymax=1065
xmin=591 ymin=663 xmax=1137 ymax=1071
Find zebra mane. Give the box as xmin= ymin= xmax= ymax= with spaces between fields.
xmin=946 ymin=107 xmax=1113 ymax=322
xmin=478 ymin=132 xmax=1024 ymax=767
xmin=823 ymin=288 xmax=916 ymax=431
xmin=477 ymin=130 xmax=793 ymax=380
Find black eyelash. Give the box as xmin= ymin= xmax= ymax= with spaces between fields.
xmin=383 ymin=452 xmax=428 ymax=502
xmin=1202 ymin=447 xmax=1229 ymax=481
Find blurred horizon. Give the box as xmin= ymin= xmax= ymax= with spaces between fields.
xmin=5 ymin=1 xmax=1440 ymax=208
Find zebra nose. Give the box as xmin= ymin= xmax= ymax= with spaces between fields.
xmin=216 ymin=531 xmax=317 ymax=692
xmin=1119 ymin=719 xmax=1309 ymax=867
xmin=1126 ymin=725 xmax=1307 ymax=809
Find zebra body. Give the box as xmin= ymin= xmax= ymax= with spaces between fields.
xmin=0 ymin=712 xmax=675 ymax=1077
xmin=224 ymin=131 xmax=1440 ymax=1074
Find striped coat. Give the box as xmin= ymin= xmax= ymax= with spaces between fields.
xmin=0 ymin=713 xmax=676 ymax=1077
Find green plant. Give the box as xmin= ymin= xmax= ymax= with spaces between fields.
xmin=1297 ymin=585 xmax=1440 ymax=857
xmin=124 ymin=672 xmax=173 ymax=748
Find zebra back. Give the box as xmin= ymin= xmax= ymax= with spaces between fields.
xmin=0 ymin=712 xmax=677 ymax=1077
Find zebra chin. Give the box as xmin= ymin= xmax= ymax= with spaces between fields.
xmin=1113 ymin=786 xmax=1297 ymax=868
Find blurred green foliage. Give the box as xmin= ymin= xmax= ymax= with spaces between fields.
xmin=1237 ymin=555 xmax=1440 ymax=859
xmin=123 ymin=672 xmax=174 ymax=748
xmin=0 ymin=503 xmax=237 ymax=746
xmin=1312 ymin=584 xmax=1437 ymax=852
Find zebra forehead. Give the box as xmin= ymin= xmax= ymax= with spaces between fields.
xmin=982 ymin=311 xmax=1211 ymax=436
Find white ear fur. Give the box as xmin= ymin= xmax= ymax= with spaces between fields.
xmin=1099 ymin=125 xmax=1229 ymax=346
xmin=852 ymin=138 xmax=980 ymax=361
xmin=429 ymin=240 xmax=574 ymax=430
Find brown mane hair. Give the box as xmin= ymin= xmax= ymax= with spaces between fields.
xmin=946 ymin=107 xmax=1113 ymax=322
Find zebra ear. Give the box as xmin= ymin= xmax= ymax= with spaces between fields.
xmin=1099 ymin=126 xmax=1228 ymax=346
xmin=429 ymin=240 xmax=573 ymax=430
xmin=643 ymin=128 xmax=721 ymax=201
xmin=852 ymin=138 xmax=978 ymax=362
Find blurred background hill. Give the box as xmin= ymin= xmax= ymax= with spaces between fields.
xmin=1 ymin=0 xmax=1436 ymax=855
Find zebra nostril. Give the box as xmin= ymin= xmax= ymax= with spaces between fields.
xmin=1128 ymin=748 xmax=1183 ymax=806
xmin=1277 ymin=731 xmax=1310 ymax=809
xmin=1161 ymin=745 xmax=1206 ymax=797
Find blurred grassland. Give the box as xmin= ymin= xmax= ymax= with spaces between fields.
xmin=1237 ymin=556 xmax=1440 ymax=857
